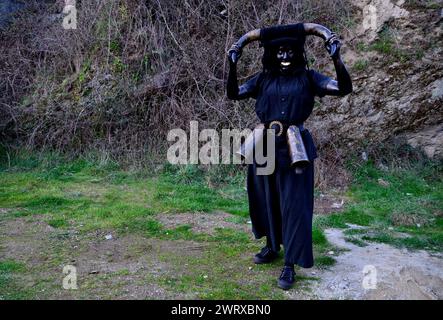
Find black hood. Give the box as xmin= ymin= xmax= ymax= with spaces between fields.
xmin=259 ymin=23 xmax=307 ymax=72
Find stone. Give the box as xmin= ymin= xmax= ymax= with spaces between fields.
xmin=378 ymin=178 xmax=390 ymax=187
xmin=431 ymin=78 xmax=443 ymax=101
xmin=405 ymin=124 xmax=443 ymax=158
xmin=354 ymin=0 xmax=409 ymax=41
xmin=332 ymin=200 xmax=344 ymax=209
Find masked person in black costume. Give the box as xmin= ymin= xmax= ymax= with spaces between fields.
xmin=226 ymin=23 xmax=352 ymax=290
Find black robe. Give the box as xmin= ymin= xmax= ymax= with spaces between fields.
xmin=242 ymin=67 xmax=331 ymax=268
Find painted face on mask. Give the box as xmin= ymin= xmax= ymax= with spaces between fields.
xmin=276 ymin=45 xmax=295 ymax=72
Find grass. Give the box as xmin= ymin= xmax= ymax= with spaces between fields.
xmin=369 ymin=27 xmax=425 ymax=63
xmin=353 ymin=59 xmax=369 ymax=72
xmin=158 ymin=241 xmax=288 ymax=300
xmin=355 ymin=41 xmax=367 ymax=52
xmin=405 ymin=0 xmax=442 ymax=9
xmin=0 ymin=153 xmax=249 ymax=232
xmin=0 ymin=149 xmax=442 ymax=299
xmin=316 ymin=158 xmax=443 ymax=251
xmin=0 ymin=260 xmax=31 ymax=299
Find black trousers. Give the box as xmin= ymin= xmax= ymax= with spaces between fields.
xmin=247 ymin=131 xmax=316 ymax=268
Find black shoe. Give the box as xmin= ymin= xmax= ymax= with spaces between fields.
xmin=277 ymin=266 xmax=296 ymax=290
xmin=253 ymin=246 xmax=278 ymax=264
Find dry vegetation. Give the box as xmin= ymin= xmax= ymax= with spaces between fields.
xmin=0 ymin=0 xmax=353 ymax=166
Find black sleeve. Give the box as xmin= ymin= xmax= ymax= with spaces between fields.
xmin=308 ymin=70 xmax=332 ymax=98
xmin=237 ymin=72 xmax=262 ymax=100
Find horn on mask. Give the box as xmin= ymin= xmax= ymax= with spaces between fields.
xmin=229 ymin=23 xmax=337 ymax=62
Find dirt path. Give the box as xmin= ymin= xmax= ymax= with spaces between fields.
xmin=301 ymin=228 xmax=443 ymax=300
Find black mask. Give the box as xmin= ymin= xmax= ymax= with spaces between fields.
xmin=261 ymin=37 xmax=306 ymax=73
xmin=276 ymin=45 xmax=295 ymax=73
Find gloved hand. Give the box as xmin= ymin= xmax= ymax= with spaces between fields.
xmin=324 ymin=32 xmax=341 ymax=59
xmin=227 ymin=43 xmax=242 ymax=64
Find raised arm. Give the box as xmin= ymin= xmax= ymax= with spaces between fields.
xmin=317 ymin=33 xmax=353 ymax=96
xmin=226 ymin=59 xmax=242 ymax=100
xmin=227 ymin=35 xmax=260 ymax=100
xmin=226 ymin=23 xmax=352 ymax=99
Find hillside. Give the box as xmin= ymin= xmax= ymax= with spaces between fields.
xmin=310 ymin=0 xmax=443 ymax=159
xmin=0 ymin=0 xmax=441 ymax=164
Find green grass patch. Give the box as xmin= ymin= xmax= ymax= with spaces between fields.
xmin=355 ymin=41 xmax=368 ymax=52
xmin=312 ymin=223 xmax=339 ymax=268
xmin=0 ymin=154 xmax=248 ymax=232
xmin=156 ymin=164 xmax=248 ymax=216
xmin=312 ymin=226 xmax=328 ymax=247
xmin=369 ymin=27 xmax=425 ymax=63
xmin=0 ymin=260 xmax=25 ymax=273
xmin=158 ymin=240 xmax=288 ymax=300
xmin=0 ymin=260 xmax=32 ymax=300
xmin=343 ymin=236 xmax=368 ymax=247
xmin=47 ymin=217 xmax=69 ymax=228
xmin=319 ymin=157 xmax=442 ymax=251
xmin=315 ymin=256 xmax=336 ymax=267
xmin=159 ymin=236 xmax=320 ymax=300
xmin=405 ymin=0 xmax=442 ymax=9
xmin=353 ymin=59 xmax=369 ymax=72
